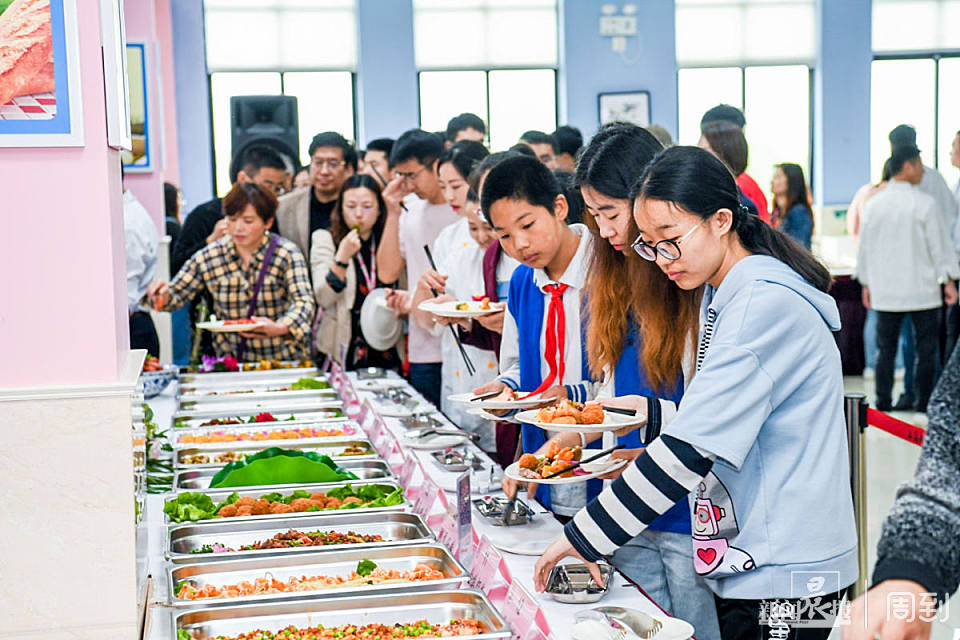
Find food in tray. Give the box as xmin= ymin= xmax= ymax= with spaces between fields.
xmin=197 ymin=418 xmax=243 ymax=427
xmin=176 ymin=619 xmax=488 ymax=640
xmin=174 ymin=559 xmax=444 ymax=600
xmin=536 ymin=399 xmax=605 ymax=425
xmin=178 ymin=442 xmax=371 ymax=466
xmin=176 ymin=426 xmax=353 ymax=445
xmin=188 ymin=528 xmax=386 ymax=555
xmin=453 ymin=295 xmax=492 ymax=312
xmin=223 ymin=318 xmax=259 ymax=325
xmin=516 ymin=441 xmax=583 ymax=479
xmin=142 ymin=355 xmax=163 ymax=372
xmin=242 ymin=358 xmax=314 ymax=372
xmin=164 ymin=484 xmax=404 ymax=523
xmin=184 ymin=358 xmax=313 ymax=374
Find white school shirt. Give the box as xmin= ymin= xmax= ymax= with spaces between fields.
xmin=497 ymin=224 xmax=593 ymax=395
xmin=953 ymin=179 xmax=960 ymax=258
xmin=123 ymin=189 xmax=159 ymax=313
xmin=857 ymin=180 xmax=960 ymax=311
xmin=397 ymin=196 xmax=459 ymax=363
xmin=919 ymin=165 xmax=959 ymax=257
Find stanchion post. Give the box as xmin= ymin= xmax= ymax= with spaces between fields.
xmin=844 ymin=393 xmax=869 ymax=599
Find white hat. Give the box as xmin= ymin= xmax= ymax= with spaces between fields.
xmin=360 ymin=288 xmax=403 ymax=351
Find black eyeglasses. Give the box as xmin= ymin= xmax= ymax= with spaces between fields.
xmin=631 ymin=219 xmax=705 ymax=261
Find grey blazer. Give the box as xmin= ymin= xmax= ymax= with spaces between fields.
xmin=275 ymin=189 xmax=312 ymax=261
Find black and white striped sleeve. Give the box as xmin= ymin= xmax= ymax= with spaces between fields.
xmin=564 ymin=434 xmax=714 ymax=561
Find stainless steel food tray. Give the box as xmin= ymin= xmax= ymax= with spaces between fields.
xmin=174 ymin=439 xmax=377 ymax=469
xmin=175 ymin=396 xmax=344 ymax=415
xmin=170 ymin=420 xmax=361 ymax=448
xmin=164 ymin=481 xmax=407 ymax=526
xmin=173 ymin=409 xmax=346 ymax=430
xmin=178 ymin=367 xmax=322 ymax=386
xmin=175 ymin=459 xmax=395 ymax=491
xmin=171 ymin=589 xmax=511 ymax=640
xmin=179 ymin=374 xmax=329 ymax=394
xmin=169 ymin=543 xmax=469 ymax=607
xmin=178 ymin=389 xmax=339 ymax=409
xmin=166 ymin=512 xmax=434 ymax=564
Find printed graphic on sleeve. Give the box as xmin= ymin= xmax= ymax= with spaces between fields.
xmin=692 ymin=472 xmax=756 ymax=577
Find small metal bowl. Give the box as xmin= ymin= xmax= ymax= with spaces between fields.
xmin=357 ymin=367 xmax=387 ymax=380
xmin=545 ymin=563 xmax=613 ymax=604
xmin=472 ymin=496 xmax=534 ymax=526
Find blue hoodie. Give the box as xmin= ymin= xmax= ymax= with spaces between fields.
xmin=565 ymin=255 xmax=859 ymax=600
xmin=671 ymin=255 xmax=858 ymax=598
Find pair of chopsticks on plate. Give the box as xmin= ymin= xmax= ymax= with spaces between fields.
xmin=423 ymin=245 xmax=476 ymax=376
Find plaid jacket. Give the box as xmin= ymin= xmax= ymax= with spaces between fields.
xmin=166 ymin=233 xmax=315 ymax=360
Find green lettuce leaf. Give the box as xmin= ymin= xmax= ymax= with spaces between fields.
xmin=291 ymin=377 xmax=332 ymax=390
xmin=209 ymin=448 xmax=356 ymax=488
xmin=356 ymin=559 xmax=377 ymax=576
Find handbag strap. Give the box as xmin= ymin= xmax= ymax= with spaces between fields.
xmin=237 ymin=234 xmax=280 ymax=361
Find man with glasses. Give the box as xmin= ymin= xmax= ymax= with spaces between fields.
xmin=376 ymin=129 xmax=458 ymax=406
xmin=276 ymin=131 xmax=357 ymax=260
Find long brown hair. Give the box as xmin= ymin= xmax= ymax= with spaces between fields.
xmin=578 ymin=125 xmax=702 ymax=391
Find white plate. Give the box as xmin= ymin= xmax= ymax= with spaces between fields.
xmin=370 ymin=397 xmax=435 ymax=418
xmin=466 ymin=407 xmax=518 ymax=423
xmin=448 ymin=392 xmax=544 ymax=410
xmin=504 ymin=458 xmax=628 ymax=485
xmin=417 ymin=300 xmax=500 ymax=318
xmin=355 ymin=379 xmax=407 ymax=392
xmin=514 ymin=408 xmax=644 ymax=433
xmin=401 ymin=432 xmax=469 ymax=450
xmin=196 ymin=319 xmax=268 ymax=333
xmin=493 ymin=538 xmax=553 ymax=556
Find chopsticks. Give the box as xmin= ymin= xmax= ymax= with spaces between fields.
xmin=423 ymin=244 xmax=476 ymax=376
xmin=470 ymin=391 xmax=500 ymax=402
xmin=601 ymin=406 xmax=637 ymax=416
xmin=539 ymin=444 xmax=626 ymax=480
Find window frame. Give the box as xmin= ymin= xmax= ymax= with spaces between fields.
xmin=676 ymin=61 xmax=816 ymax=193
xmin=205 ymin=69 xmax=359 ymax=196
xmin=416 ymin=67 xmax=559 ymax=148
xmin=872 ymin=50 xmax=960 ymax=168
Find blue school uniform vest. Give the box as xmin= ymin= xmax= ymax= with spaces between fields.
xmin=613 ymin=321 xmax=690 ymax=534
xmin=507 ymin=265 xmax=601 ymax=510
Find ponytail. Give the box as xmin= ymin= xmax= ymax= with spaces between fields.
xmin=734 ymin=204 xmax=831 ymax=291
xmin=634 ymin=146 xmax=832 ymax=292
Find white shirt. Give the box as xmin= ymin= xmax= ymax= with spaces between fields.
xmin=920 ymin=165 xmax=959 ymax=257
xmin=497 ymin=224 xmax=593 ymax=393
xmin=397 ymin=196 xmax=459 ymax=363
xmin=953 ymin=179 xmax=960 ymax=257
xmin=122 ymin=190 xmax=159 ymax=313
xmin=857 ymin=180 xmax=960 ymax=312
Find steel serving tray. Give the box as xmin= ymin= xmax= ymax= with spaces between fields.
xmin=175 ymin=397 xmax=344 ymax=415
xmin=174 ymin=459 xmax=395 ymax=491
xmin=171 ymin=588 xmax=511 ymax=640
xmin=163 ymin=481 xmax=407 ymax=527
xmin=178 ymin=389 xmax=339 ymax=409
xmin=178 ymin=374 xmax=330 ymax=395
xmin=178 ymin=367 xmax=322 ymax=386
xmin=174 ymin=439 xmax=377 ymax=469
xmin=169 ymin=543 xmax=469 ymax=607
xmin=171 ymin=420 xmax=360 ymax=448
xmin=166 ymin=512 xmax=434 ymax=564
xmin=173 ymin=409 xmax=347 ymax=430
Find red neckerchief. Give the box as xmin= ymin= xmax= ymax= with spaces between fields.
xmin=521 ymin=282 xmax=569 ymax=398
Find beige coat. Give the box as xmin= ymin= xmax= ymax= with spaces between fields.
xmin=310 ymin=229 xmax=403 ymax=363
xmin=276 ymin=189 xmax=312 ymax=260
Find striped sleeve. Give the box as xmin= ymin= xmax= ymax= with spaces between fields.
xmin=564 ymin=434 xmax=714 ymax=561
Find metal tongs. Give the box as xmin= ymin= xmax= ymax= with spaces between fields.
xmin=575 ymin=608 xmax=663 ymax=640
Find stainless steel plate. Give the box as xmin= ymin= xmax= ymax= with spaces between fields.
xmin=175 ymin=397 xmax=344 ymax=416
xmin=174 ymin=439 xmax=377 ymax=469
xmin=173 ymin=411 xmax=347 ymax=431
xmin=545 ymin=563 xmax=612 ymax=604
xmin=172 ymin=589 xmax=511 ymax=640
xmin=175 ymin=459 xmax=395 ymax=491
xmin=178 ymin=366 xmax=322 ymax=386
xmin=166 ymin=512 xmax=434 ymax=564
xmin=171 ymin=420 xmax=360 ymax=448
xmin=169 ymin=543 xmax=468 ymax=607
xmin=178 ymin=389 xmax=339 ymax=408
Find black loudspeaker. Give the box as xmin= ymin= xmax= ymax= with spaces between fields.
xmin=229 ymin=95 xmax=300 ymax=179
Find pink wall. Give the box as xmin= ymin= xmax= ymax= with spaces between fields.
xmin=123 ymin=0 xmax=181 ymax=232
xmin=0 ymin=3 xmax=130 ymax=386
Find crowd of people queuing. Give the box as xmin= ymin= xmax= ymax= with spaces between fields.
xmin=121 ymin=106 xmax=960 ymax=639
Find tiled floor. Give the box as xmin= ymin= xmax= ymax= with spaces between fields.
xmin=826 ymin=373 xmax=958 ymax=639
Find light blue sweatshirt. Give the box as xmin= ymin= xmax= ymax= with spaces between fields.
xmin=565 ymin=255 xmax=859 ymax=599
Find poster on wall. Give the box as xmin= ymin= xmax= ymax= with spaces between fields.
xmin=598 ymin=90 xmax=651 ymax=128
xmin=121 ymin=42 xmax=150 ymax=170
xmin=0 ymin=0 xmax=83 ymax=147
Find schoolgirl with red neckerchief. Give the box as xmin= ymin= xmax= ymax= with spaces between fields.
xmin=472 ymin=156 xmax=600 ymax=516
xmin=310 ymin=175 xmax=402 ymax=371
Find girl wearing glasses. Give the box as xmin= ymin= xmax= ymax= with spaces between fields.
xmin=310 ymin=175 xmax=402 ymax=371
xmin=534 ymin=146 xmax=856 ymax=640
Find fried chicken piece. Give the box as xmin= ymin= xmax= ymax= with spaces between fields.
xmin=290 ymin=498 xmax=314 ymax=512
xmin=324 ymin=498 xmax=342 ymax=509
xmin=251 ymin=499 xmax=271 ymax=515
xmin=234 ymin=496 xmax=256 ymax=508
xmin=536 ymin=407 xmax=555 ymax=423
xmin=580 ymin=403 xmax=605 ymax=425
xmin=342 ymin=496 xmax=362 ymax=505
xmin=517 ymin=453 xmax=538 ymax=470
xmin=270 ymin=502 xmax=294 ymax=514
xmin=551 ymin=400 xmax=582 ymax=423
xmin=309 ymin=492 xmax=327 ymax=501
xmin=547 ymin=460 xmax=574 ymax=477
xmin=551 ymin=416 xmax=577 ymax=425
xmin=218 ymin=504 xmax=238 ymax=517
xmin=235 ymin=506 xmax=253 ymax=516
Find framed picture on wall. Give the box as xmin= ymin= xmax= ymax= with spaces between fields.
xmin=0 ymin=0 xmax=84 ymax=147
xmin=598 ymin=90 xmax=651 ymax=128
xmin=122 ymin=41 xmax=151 ymax=171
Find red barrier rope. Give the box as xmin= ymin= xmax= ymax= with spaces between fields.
xmin=866 ymin=408 xmax=925 ymax=447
